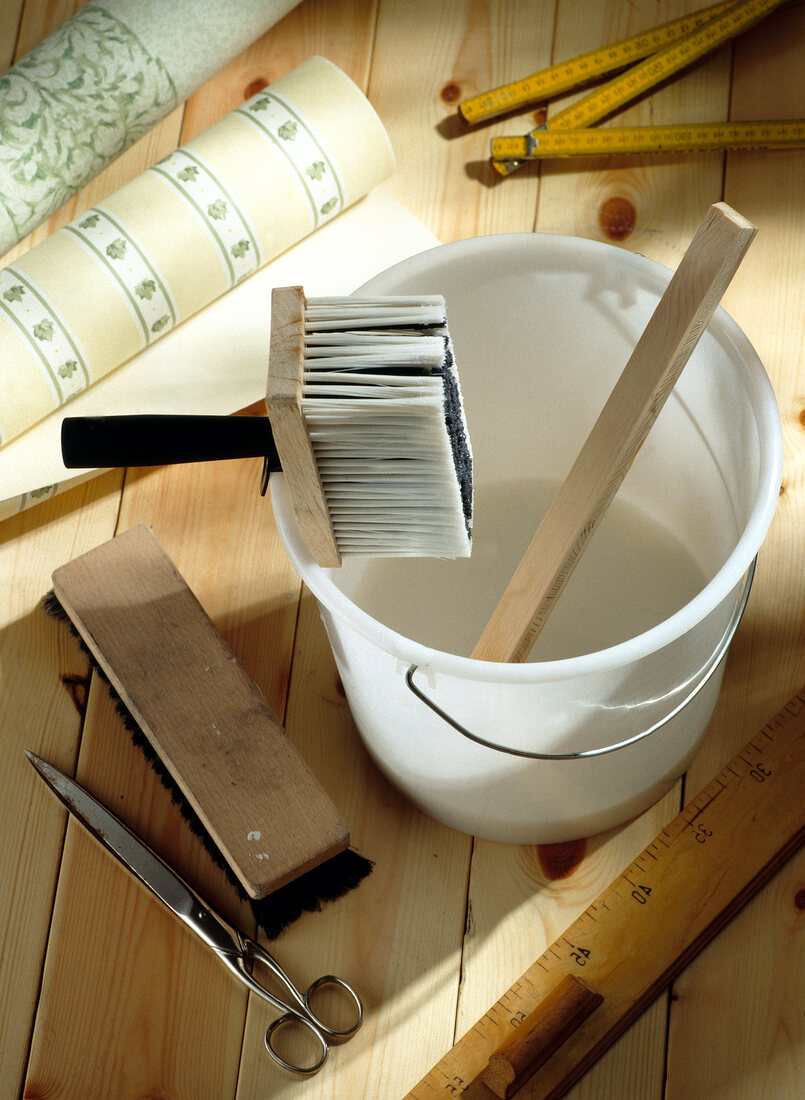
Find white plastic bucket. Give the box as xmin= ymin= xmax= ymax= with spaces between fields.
xmin=271 ymin=233 xmax=783 ymax=843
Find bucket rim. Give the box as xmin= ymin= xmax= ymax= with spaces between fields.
xmin=271 ymin=232 xmax=783 ymax=685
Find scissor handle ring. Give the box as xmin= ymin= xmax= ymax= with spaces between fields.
xmin=264 ymin=1012 xmax=329 ymax=1076
xmin=304 ymin=974 xmax=364 ymax=1039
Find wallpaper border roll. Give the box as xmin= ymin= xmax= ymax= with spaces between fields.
xmin=0 ymin=56 xmax=395 ymax=449
xmin=0 ymin=188 xmax=440 ymax=521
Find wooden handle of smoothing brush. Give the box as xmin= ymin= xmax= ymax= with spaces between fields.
xmin=472 ymin=203 xmax=756 ymax=664
xmin=266 ymin=285 xmax=342 ymax=568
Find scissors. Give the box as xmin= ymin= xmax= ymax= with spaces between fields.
xmin=25 ymin=750 xmax=363 ymax=1075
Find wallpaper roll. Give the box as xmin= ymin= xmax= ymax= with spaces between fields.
xmin=0 ymin=0 xmax=301 ymax=256
xmin=0 ymin=187 xmax=440 ymax=520
xmin=0 ymin=56 xmax=395 ymax=449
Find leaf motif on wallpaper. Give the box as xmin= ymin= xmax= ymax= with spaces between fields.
xmin=277 ymin=120 xmax=298 ymax=141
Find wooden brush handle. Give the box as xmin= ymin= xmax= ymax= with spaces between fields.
xmin=472 ymin=203 xmax=756 ymax=663
xmin=266 ymin=285 xmax=341 ymax=568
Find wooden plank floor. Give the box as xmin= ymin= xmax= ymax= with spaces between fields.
xmin=2 ymin=2 xmax=804 ymax=1098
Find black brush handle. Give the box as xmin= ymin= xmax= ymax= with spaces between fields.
xmin=61 ymin=414 xmax=282 ymax=471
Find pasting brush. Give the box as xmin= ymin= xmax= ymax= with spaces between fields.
xmin=61 ymin=285 xmax=474 ymax=565
xmin=45 ymin=524 xmax=372 ymax=940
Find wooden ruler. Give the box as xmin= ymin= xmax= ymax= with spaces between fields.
xmin=490 ymin=119 xmax=805 ymax=160
xmin=485 ymin=0 xmax=787 ymax=176
xmin=403 ymin=687 xmax=805 ymax=1099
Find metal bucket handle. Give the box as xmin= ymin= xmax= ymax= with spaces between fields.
xmin=404 ymin=559 xmax=755 ymax=761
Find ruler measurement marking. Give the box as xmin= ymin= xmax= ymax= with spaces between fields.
xmin=486 ymin=1 xmax=792 ymax=172
xmin=783 ymin=695 xmax=805 ymax=719
xmin=684 ymin=785 xmax=724 ymax=823
xmin=405 ymin=689 xmax=805 ymax=1100
xmin=545 ymin=0 xmax=784 ymax=133
xmin=701 ymin=782 xmax=726 ymax=804
xmin=490 ymin=119 xmax=805 ymax=162
xmin=574 ymin=911 xmax=597 ymax=932
xmin=459 ymin=0 xmax=741 ymax=123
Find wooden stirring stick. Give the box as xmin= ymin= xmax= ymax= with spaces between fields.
xmin=473 ymin=202 xmax=756 ymax=663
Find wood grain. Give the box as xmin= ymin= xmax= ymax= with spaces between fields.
xmin=457 ymin=3 xmax=748 ymax=1100
xmin=368 ymin=0 xmax=552 ymax=240
xmin=534 ymin=0 xmax=732 ymax=249
xmin=0 ymin=474 xmax=122 ymax=1099
xmin=2 ymin=1 xmax=804 ymax=1099
xmin=663 ymin=2 xmax=805 ymax=1096
xmin=404 ymin=688 xmax=805 ymax=1100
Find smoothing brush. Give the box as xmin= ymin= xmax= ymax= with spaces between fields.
xmin=61 ymin=286 xmax=474 ymax=565
xmin=44 ymin=525 xmax=370 ymax=941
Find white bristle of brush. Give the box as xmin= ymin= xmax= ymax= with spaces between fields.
xmin=300 ymin=295 xmax=473 ymax=559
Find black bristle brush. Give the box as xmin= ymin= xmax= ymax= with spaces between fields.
xmin=44 ymin=524 xmax=372 ymax=940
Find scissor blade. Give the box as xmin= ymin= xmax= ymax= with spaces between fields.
xmin=25 ymin=751 xmax=236 ymax=953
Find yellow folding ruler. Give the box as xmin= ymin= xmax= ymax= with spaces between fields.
xmin=494 ymin=119 xmax=805 ymax=160
xmin=457 ymin=0 xmax=801 ymax=175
